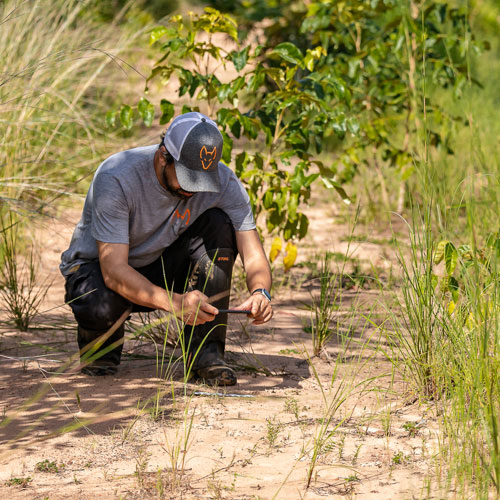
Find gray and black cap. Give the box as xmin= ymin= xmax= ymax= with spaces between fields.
xmin=162 ymin=112 xmax=223 ymax=193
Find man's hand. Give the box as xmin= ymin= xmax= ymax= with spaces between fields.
xmin=176 ymin=290 xmax=218 ymax=325
xmin=236 ymin=294 xmax=273 ymax=325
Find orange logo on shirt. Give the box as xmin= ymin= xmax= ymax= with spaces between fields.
xmin=200 ymin=146 xmax=217 ymax=170
xmin=174 ymin=208 xmax=191 ymax=225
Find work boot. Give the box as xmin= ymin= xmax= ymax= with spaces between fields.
xmin=78 ymin=324 xmax=124 ymax=376
xmin=193 ymin=341 xmax=237 ymax=386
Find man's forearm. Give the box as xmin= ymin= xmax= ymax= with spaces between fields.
xmin=102 ymin=262 xmax=179 ymax=312
xmin=245 ymin=260 xmax=272 ymax=294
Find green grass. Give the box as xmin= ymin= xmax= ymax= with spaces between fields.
xmin=0 ymin=0 xmax=145 ymax=211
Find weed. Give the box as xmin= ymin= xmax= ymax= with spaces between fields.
xmin=352 ymin=444 xmax=362 ymax=465
xmin=265 ymin=417 xmax=284 ymax=448
xmin=305 ymin=251 xmax=340 ymax=357
xmin=160 ymin=400 xmax=196 ymax=493
xmin=155 ymin=468 xmax=165 ymax=497
xmin=0 ymin=213 xmax=51 ymax=331
xmin=345 ymin=474 xmax=359 ymax=482
xmin=134 ymin=445 xmax=150 ymax=488
xmin=5 ymin=476 xmax=32 ymax=487
xmin=278 ymin=348 xmax=299 ymax=355
xmin=284 ymin=397 xmax=300 ymax=420
xmin=380 ymin=406 xmax=392 ymax=437
xmin=207 ymin=479 xmax=224 ymax=500
xmin=392 ymin=451 xmax=404 ymax=465
xmin=403 ymin=421 xmax=419 ymax=437
xmin=35 ymin=460 xmax=62 ymax=473
xmin=337 ymin=433 xmax=346 ymax=461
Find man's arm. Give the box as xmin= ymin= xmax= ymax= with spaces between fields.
xmin=235 ymin=229 xmax=273 ymax=325
xmin=97 ymin=241 xmax=217 ymax=325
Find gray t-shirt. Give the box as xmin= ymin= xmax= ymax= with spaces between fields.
xmin=60 ymin=145 xmax=255 ymax=277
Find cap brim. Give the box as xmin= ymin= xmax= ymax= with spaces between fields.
xmin=174 ymin=160 xmax=221 ymax=193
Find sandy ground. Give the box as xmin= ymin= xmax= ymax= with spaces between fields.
xmin=0 ymin=198 xmax=439 ymax=499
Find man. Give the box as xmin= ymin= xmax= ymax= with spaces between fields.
xmin=60 ymin=111 xmax=273 ymax=385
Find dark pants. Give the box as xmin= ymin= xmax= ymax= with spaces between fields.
xmin=64 ymin=208 xmax=237 ymax=365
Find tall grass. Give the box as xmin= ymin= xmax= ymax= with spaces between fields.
xmin=391 ymin=203 xmax=500 ymax=497
xmin=0 ymin=0 xmax=144 ymax=210
xmin=384 ymin=1 xmax=500 ymax=496
xmin=0 ymin=0 xmax=148 ymax=329
xmin=0 ymin=212 xmax=51 ymax=330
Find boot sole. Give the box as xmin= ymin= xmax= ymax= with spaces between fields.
xmin=196 ymin=365 xmax=237 ymax=386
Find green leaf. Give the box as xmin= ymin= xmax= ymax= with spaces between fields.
xmin=159 ymin=99 xmax=175 ymax=125
xmin=105 ymin=110 xmax=116 ymax=128
xmin=137 ymin=98 xmax=155 ymax=127
xmin=231 ymin=46 xmax=249 ymax=72
xmin=298 ymin=213 xmax=309 ymax=239
xmin=270 ymin=42 xmax=304 ymax=66
xmin=149 ymin=26 xmax=169 ymax=45
xmin=448 ymin=276 xmax=459 ymax=302
xmin=221 ymin=130 xmax=233 ymax=164
xmin=321 ymin=177 xmax=351 ymax=205
xmin=288 ymin=193 xmax=298 ymax=221
xmin=434 ymin=241 xmax=447 ymax=264
xmin=119 ymin=105 xmax=133 ymax=130
xmin=346 ymin=117 xmax=360 ymax=136
xmin=235 ymin=151 xmax=248 ymax=175
xmin=444 ymin=242 xmax=458 ymax=276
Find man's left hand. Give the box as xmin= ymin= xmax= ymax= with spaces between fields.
xmin=236 ymin=293 xmax=273 ymax=325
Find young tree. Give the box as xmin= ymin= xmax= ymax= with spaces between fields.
xmin=110 ymin=2 xmax=484 ymax=239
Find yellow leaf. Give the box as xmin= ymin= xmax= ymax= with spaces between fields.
xmin=269 ymin=237 xmax=282 ymax=263
xmin=448 ymin=300 xmax=456 ymax=315
xmin=283 ymin=242 xmax=297 ymax=272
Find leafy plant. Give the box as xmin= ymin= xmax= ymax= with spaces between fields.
xmin=265 ymin=416 xmax=284 ymax=448
xmin=35 ymin=460 xmax=63 ymax=473
xmin=110 ymin=7 xmax=353 ymax=241
xmin=5 ymin=476 xmax=32 ymax=488
xmin=113 ymin=2 xmax=483 ymax=241
xmin=225 ymin=0 xmax=486 ymax=213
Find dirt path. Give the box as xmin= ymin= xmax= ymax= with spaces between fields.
xmin=0 ymin=199 xmax=438 ymax=499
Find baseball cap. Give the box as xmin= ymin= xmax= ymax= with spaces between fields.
xmin=162 ymin=112 xmax=223 ymax=193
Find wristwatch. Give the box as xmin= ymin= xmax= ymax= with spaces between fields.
xmin=252 ymin=288 xmax=272 ymax=302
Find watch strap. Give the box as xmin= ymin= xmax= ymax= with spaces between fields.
xmin=251 ymin=288 xmax=271 ymax=301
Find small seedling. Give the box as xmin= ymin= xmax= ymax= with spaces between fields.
xmin=278 ymin=348 xmax=299 ymax=355
xmin=352 ymin=444 xmax=362 ymax=464
xmin=265 ymin=417 xmax=284 ymax=448
xmin=392 ymin=451 xmax=404 ymax=465
xmin=35 ymin=460 xmax=62 ymax=473
xmin=337 ymin=433 xmax=346 ymax=460
xmin=345 ymin=474 xmax=359 ymax=482
xmin=5 ymin=476 xmax=32 ymax=487
xmin=284 ymin=397 xmax=300 ymax=420
xmin=403 ymin=421 xmax=419 ymax=437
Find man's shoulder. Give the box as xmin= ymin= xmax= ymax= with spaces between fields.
xmin=96 ymin=145 xmax=157 ymax=177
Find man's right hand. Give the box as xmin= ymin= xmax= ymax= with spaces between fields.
xmin=174 ymin=290 xmax=218 ymax=325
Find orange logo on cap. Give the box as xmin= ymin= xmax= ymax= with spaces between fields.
xmin=200 ymin=146 xmax=217 ymax=170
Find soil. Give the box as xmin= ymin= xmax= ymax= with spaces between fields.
xmin=0 ymin=198 xmax=439 ymax=499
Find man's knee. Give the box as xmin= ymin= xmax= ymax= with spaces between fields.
xmin=65 ymin=262 xmax=130 ymax=331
